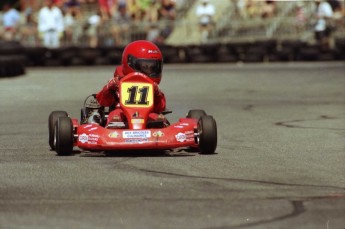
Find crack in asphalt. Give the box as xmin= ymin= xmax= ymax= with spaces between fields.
xmin=275 ymin=115 xmax=345 ymax=131
xmin=135 ymin=168 xmax=343 ymax=228
xmin=138 ymin=168 xmax=345 ymax=191
xmin=205 ymin=200 xmax=305 ymax=229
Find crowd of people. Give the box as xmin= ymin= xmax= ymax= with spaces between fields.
xmin=0 ymin=0 xmax=344 ymax=49
xmin=234 ymin=0 xmax=278 ymax=19
xmin=232 ymin=0 xmax=344 ymax=49
xmin=0 ymin=0 xmax=178 ymax=48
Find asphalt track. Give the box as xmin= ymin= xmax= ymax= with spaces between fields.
xmin=0 ymin=62 xmax=344 ymax=229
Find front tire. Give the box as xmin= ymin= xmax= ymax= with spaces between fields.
xmin=55 ymin=117 xmax=74 ymax=156
xmin=48 ymin=111 xmax=68 ymax=150
xmin=197 ymin=115 xmax=217 ymax=154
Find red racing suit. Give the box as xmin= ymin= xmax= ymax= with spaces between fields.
xmin=96 ymin=66 xmax=166 ymax=124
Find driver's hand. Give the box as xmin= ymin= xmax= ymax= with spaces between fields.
xmin=106 ymin=78 xmax=119 ymax=91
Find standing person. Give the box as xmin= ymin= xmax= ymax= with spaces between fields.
xmin=314 ymin=0 xmax=334 ymax=49
xmin=86 ymin=11 xmax=102 ymax=47
xmin=111 ymin=3 xmax=131 ymax=46
xmin=295 ymin=2 xmax=306 ymax=34
xmin=195 ymin=0 xmax=215 ymax=43
xmin=1 ymin=3 xmax=21 ymax=41
xmin=38 ymin=0 xmax=64 ymax=48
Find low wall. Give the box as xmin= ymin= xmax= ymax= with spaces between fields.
xmin=1 ymin=39 xmax=344 ymax=77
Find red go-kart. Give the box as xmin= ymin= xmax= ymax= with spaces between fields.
xmin=48 ymin=72 xmax=217 ymax=156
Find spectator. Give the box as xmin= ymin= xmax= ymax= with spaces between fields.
xmin=261 ymin=0 xmax=276 ymax=19
xmin=196 ymin=0 xmax=215 ymax=43
xmin=63 ymin=0 xmax=81 ymax=19
xmin=245 ymin=0 xmax=261 ymax=18
xmin=111 ymin=3 xmax=131 ymax=45
xmin=63 ymin=9 xmax=76 ymax=46
xmin=145 ymin=0 xmax=160 ymax=23
xmin=314 ymin=0 xmax=334 ymax=49
xmin=137 ymin=0 xmax=152 ymax=18
xmin=20 ymin=0 xmax=35 ymax=18
xmin=1 ymin=3 xmax=21 ymax=41
xmin=98 ymin=0 xmax=116 ymax=20
xmin=294 ymin=2 xmax=306 ymax=34
xmin=158 ymin=0 xmax=176 ymax=20
xmin=38 ymin=0 xmax=65 ymax=48
xmin=19 ymin=9 xmax=38 ymax=46
xmin=86 ymin=11 xmax=102 ymax=47
xmin=127 ymin=0 xmax=142 ymax=21
xmin=327 ymin=0 xmax=345 ymax=24
xmin=236 ymin=0 xmax=248 ymax=18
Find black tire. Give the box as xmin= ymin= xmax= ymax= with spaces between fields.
xmin=197 ymin=115 xmax=217 ymax=154
xmin=186 ymin=109 xmax=207 ymax=119
xmin=48 ymin=111 xmax=68 ymax=150
xmin=55 ymin=117 xmax=74 ymax=156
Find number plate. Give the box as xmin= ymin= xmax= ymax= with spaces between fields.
xmin=121 ymin=82 xmax=153 ymax=108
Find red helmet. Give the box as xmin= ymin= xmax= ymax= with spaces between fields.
xmin=122 ymin=40 xmax=163 ymax=84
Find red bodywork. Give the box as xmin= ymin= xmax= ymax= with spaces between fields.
xmin=71 ymin=72 xmax=198 ymax=151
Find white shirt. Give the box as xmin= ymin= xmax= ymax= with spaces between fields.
xmin=315 ymin=2 xmax=333 ymax=31
xmin=38 ymin=6 xmax=64 ymax=33
xmin=2 ymin=8 xmax=20 ymax=28
xmin=196 ymin=3 xmax=215 ymax=25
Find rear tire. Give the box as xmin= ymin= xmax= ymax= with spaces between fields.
xmin=48 ymin=111 xmax=68 ymax=150
xmin=198 ymin=115 xmax=217 ymax=154
xmin=186 ymin=109 xmax=207 ymax=119
xmin=55 ymin=117 xmax=74 ymax=156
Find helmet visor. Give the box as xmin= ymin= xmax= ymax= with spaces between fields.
xmin=128 ymin=55 xmax=162 ymax=78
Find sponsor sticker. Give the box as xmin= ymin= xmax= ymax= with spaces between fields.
xmin=175 ymin=132 xmax=186 ymax=142
xmin=153 ymin=131 xmax=164 ymax=137
xmin=78 ymin=133 xmax=99 ymax=143
xmin=123 ymin=130 xmax=151 ymax=139
xmin=78 ymin=133 xmax=88 ymax=143
xmin=108 ymin=132 xmax=120 ymax=138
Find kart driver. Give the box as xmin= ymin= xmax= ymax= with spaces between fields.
xmin=86 ymin=40 xmax=167 ymax=127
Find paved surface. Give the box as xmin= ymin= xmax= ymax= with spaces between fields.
xmin=0 ymin=62 xmax=344 ymax=229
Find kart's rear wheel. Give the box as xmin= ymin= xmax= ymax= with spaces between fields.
xmin=186 ymin=109 xmax=207 ymax=119
xmin=54 ymin=117 xmax=74 ymax=156
xmin=48 ymin=111 xmax=68 ymax=150
xmin=197 ymin=115 xmax=217 ymax=154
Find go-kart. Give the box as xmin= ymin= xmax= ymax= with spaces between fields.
xmin=48 ymin=72 xmax=217 ymax=156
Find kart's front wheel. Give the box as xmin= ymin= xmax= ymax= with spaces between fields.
xmin=197 ymin=115 xmax=217 ymax=154
xmin=49 ymin=111 xmax=68 ymax=150
xmin=54 ymin=117 xmax=74 ymax=156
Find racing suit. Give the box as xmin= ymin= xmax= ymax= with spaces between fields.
xmin=95 ymin=66 xmax=167 ymax=126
